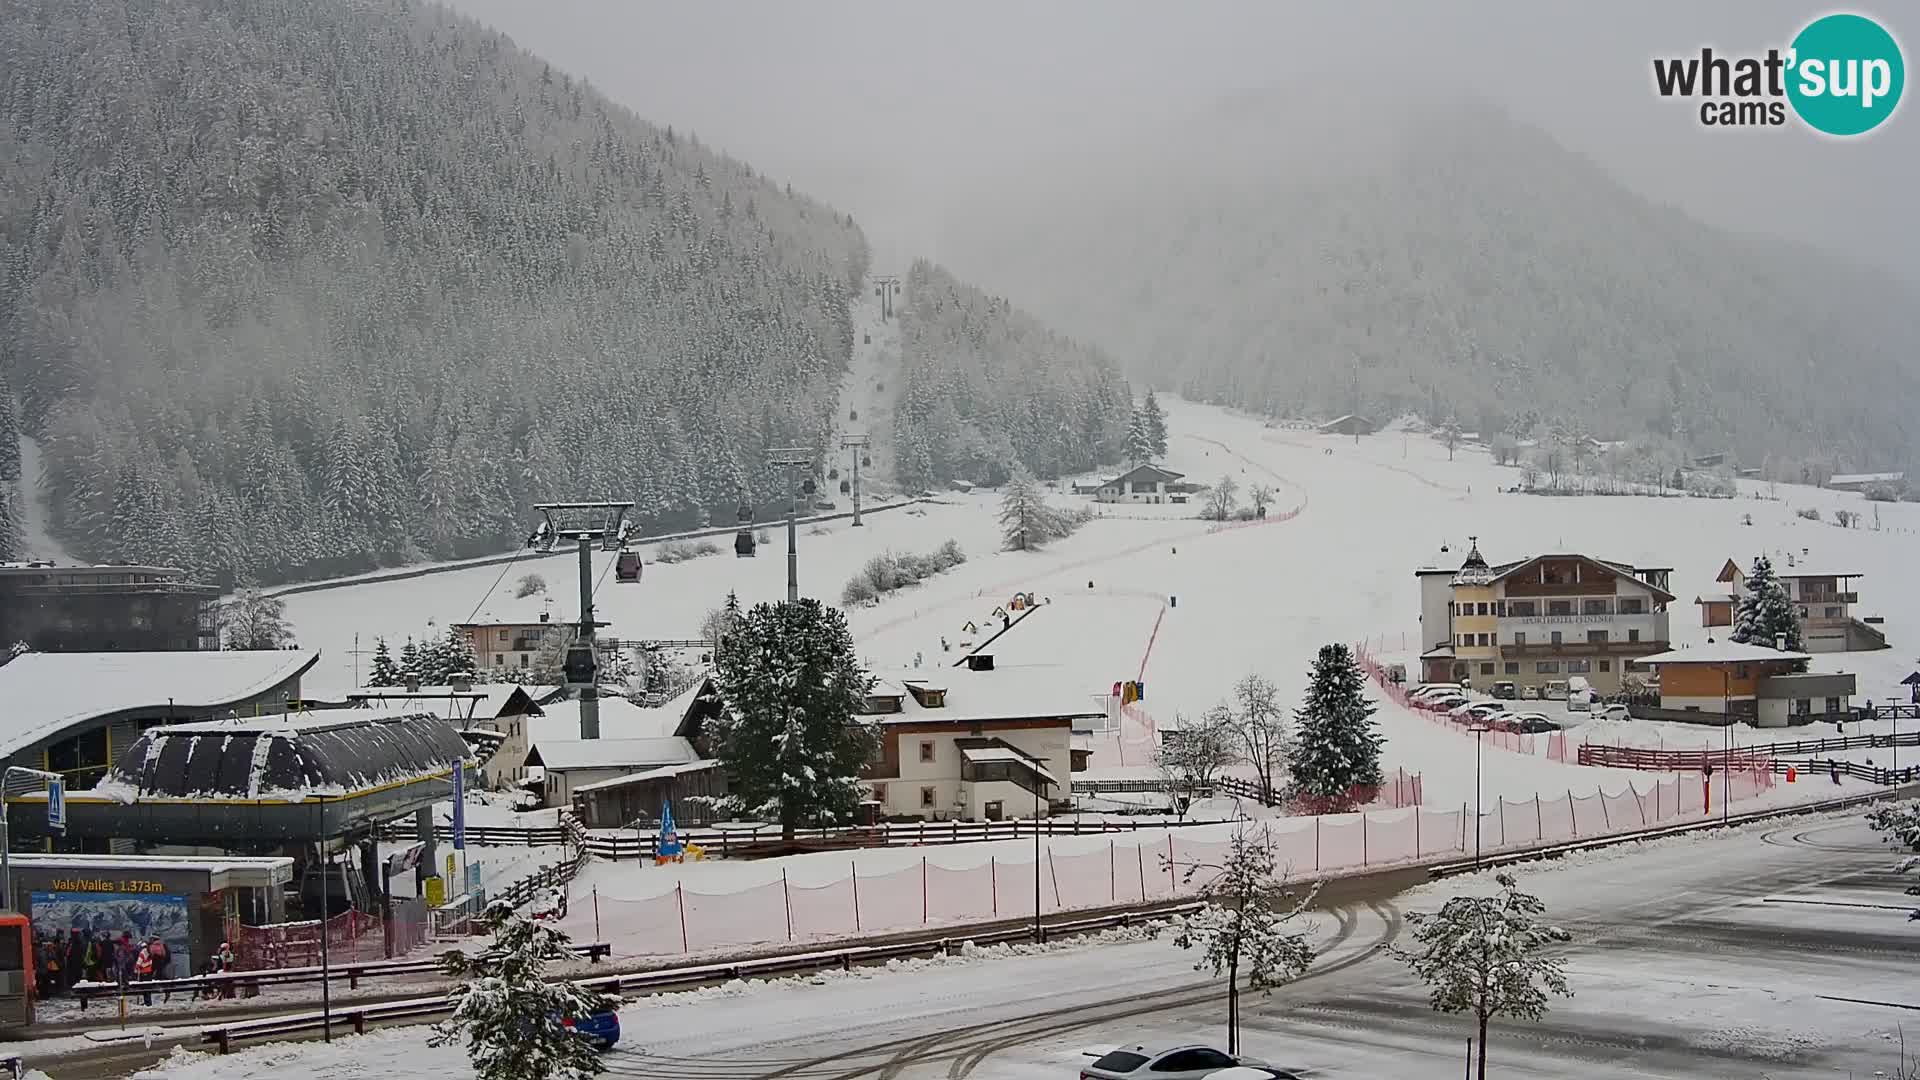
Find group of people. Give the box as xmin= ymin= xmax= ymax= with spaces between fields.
xmin=33 ymin=928 xmax=170 ymax=995
xmin=33 ymin=929 xmax=242 ymax=1002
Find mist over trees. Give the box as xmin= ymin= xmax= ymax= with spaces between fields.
xmin=940 ymin=99 xmax=1920 ymax=477
xmin=892 ymin=262 xmax=1132 ymax=490
xmin=1 ymin=0 xmax=875 ymax=585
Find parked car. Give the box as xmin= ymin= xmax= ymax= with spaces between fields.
xmin=560 ymin=1009 xmax=621 ymax=1050
xmin=1506 ymin=713 xmax=1562 ymax=734
xmin=1411 ymin=683 xmax=1462 ymax=702
xmin=1542 ymin=680 xmax=1570 ymax=701
xmin=1081 ymin=1044 xmax=1265 ymax=1079
xmin=1491 ymin=681 xmax=1518 ymax=699
xmin=1423 ymin=695 xmax=1469 ymax=712
xmin=1520 ymin=685 xmax=1543 ymax=700
xmin=1450 ymin=701 xmax=1507 ymax=720
xmin=1595 ymin=703 xmax=1631 ymax=722
xmin=1206 ymin=1068 xmax=1307 ymax=1080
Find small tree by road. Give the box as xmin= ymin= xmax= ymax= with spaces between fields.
xmin=1167 ymin=823 xmax=1319 ymax=1054
xmin=1392 ymin=873 xmax=1572 ymax=1080
xmin=431 ymin=901 xmax=620 ymax=1080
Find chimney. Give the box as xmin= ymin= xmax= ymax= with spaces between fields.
xmin=1774 ymin=632 xmax=1787 ymax=652
xmin=450 ymin=670 xmax=473 ymax=693
xmin=540 ymin=611 xmax=550 ymax=623
xmin=405 ymin=673 xmax=420 ymax=692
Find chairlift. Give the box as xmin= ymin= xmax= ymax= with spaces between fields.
xmin=839 ymin=479 xmax=852 ymax=495
xmin=862 ymin=454 xmax=872 ymax=467
xmin=735 ymin=529 xmax=757 ymax=557
xmin=828 ymin=467 xmax=841 ymax=480
xmin=736 ymin=500 xmax=754 ymax=524
xmin=801 ymin=477 xmax=817 ymax=495
xmin=615 ymin=548 xmax=642 ymax=583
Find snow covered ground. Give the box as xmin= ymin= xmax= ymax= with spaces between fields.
xmin=122 ymin=808 xmax=1920 ymax=1079
xmin=283 ymin=394 xmax=1919 ymax=825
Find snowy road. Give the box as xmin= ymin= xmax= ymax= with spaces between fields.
xmin=118 ymin=809 xmax=1918 ymax=1080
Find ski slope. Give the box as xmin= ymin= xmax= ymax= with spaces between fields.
xmin=283 ymin=395 xmax=1920 ymax=809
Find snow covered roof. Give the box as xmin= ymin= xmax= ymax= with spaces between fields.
xmin=526 ymin=696 xmax=685 ymax=743
xmin=1101 ymin=464 xmax=1185 ymax=486
xmin=524 ymin=736 xmax=697 ymax=771
xmin=1462 ymin=553 xmax=1675 ymax=601
xmin=345 ymin=684 xmax=542 ymax=721
xmin=1829 ymin=471 xmax=1904 ymax=486
xmin=958 ymin=744 xmax=1059 ymax=784
xmin=89 ymin=710 xmax=469 ymax=802
xmin=0 ymin=649 xmax=320 ymax=761
xmin=1638 ymin=643 xmax=1812 ymax=666
xmin=572 ymin=758 xmax=721 ymax=794
xmin=867 ymin=667 xmax=1103 ymax=726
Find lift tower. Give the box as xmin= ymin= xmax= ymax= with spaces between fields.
xmin=527 ymin=502 xmax=633 ymax=740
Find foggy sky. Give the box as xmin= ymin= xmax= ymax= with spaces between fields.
xmin=443 ymin=0 xmax=1917 ymax=283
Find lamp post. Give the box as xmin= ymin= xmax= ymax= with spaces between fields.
xmin=1722 ymin=666 xmax=1731 ymax=822
xmin=0 ymin=766 xmax=62 ymax=909
xmin=1469 ymin=725 xmax=1489 ymax=868
xmin=316 ymin=793 xmax=333 ymax=1043
xmin=1034 ymin=773 xmax=1048 ymax=944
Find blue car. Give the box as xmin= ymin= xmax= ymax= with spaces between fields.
xmin=561 ymin=1008 xmax=621 ymax=1050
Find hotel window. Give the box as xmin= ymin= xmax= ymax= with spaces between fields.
xmin=1477 ymin=633 xmax=1490 ymax=647
xmin=1599 ymin=660 xmax=1612 ymax=672
xmin=1587 ymin=629 xmax=1609 ymax=644
xmin=1504 ymin=662 xmax=1520 ymax=675
xmin=920 ymin=786 xmax=937 ymax=807
xmin=1480 ymin=663 xmax=1495 ymax=676
xmin=1509 ymin=601 xmax=1537 ymax=617
xmin=1549 ymin=600 xmax=1573 ymax=616
xmin=1628 ymin=629 xmax=1640 ymax=643
xmin=498 ymin=629 xmax=510 ymax=643
xmin=1494 ymin=602 xmax=1507 ymax=617
xmin=1619 ymin=598 xmax=1645 ymax=614
xmin=1825 ymin=697 xmax=1841 ymax=715
xmin=1537 ymin=661 xmax=1560 ymax=674
xmin=919 ymin=741 xmax=936 ymax=763
xmin=1551 ymin=631 xmax=1563 ymax=645
xmin=1824 ymin=607 xmax=1841 ymax=618
xmin=1793 ymin=699 xmax=1812 ymax=717
xmin=1513 ymin=632 xmax=1527 ymax=647
xmin=1565 ymin=659 xmax=1592 ymax=673
xmin=1477 ymin=603 xmax=1489 ymax=616
xmin=1582 ymin=599 xmax=1610 ymax=615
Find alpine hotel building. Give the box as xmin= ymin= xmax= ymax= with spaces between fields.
xmin=1417 ymin=540 xmax=1673 ymax=695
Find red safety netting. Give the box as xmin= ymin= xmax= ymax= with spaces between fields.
xmin=926 ymin=861 xmax=997 ymax=923
xmin=682 ymin=881 xmax=785 ymax=952
xmin=786 ymin=877 xmax=857 ymax=941
xmin=853 ymin=863 xmax=926 ymax=931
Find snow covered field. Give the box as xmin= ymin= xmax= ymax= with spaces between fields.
xmin=285 ymin=394 xmax=1920 ymax=817
xmin=124 ymin=809 xmax=1920 ymax=1079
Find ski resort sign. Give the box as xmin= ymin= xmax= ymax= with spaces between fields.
xmin=1652 ymin=13 xmax=1904 ymax=135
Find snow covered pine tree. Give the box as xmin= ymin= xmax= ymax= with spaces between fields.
xmin=1288 ymin=643 xmax=1384 ymax=810
xmin=367 ymin=638 xmax=402 ymax=686
xmin=1729 ymin=554 xmax=1804 ymax=653
xmin=999 ymin=463 xmax=1062 ymax=551
xmin=1125 ymin=406 xmax=1154 ymax=465
xmin=1141 ymin=389 xmax=1169 ymax=458
xmin=1168 ymin=823 xmax=1319 ymax=1054
xmin=1866 ymin=801 xmax=1920 ymax=921
xmin=432 ymin=901 xmax=619 ymax=1080
xmin=707 ymin=598 xmax=877 ymax=840
xmin=1392 ymin=873 xmax=1571 ymax=1080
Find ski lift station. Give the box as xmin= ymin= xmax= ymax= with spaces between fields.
xmin=0 ymin=649 xmax=471 ymax=931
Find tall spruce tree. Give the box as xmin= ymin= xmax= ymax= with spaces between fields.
xmin=999 ymin=463 xmax=1062 ymax=551
xmin=1125 ymin=407 xmax=1154 ymax=464
xmin=367 ymin=637 xmax=401 ymax=687
xmin=707 ymin=599 xmax=877 ymax=839
xmin=442 ymin=625 xmax=480 ymax=682
xmin=398 ymin=636 xmax=421 ymax=683
xmin=1730 ymin=555 xmax=1803 ymax=652
xmin=1289 ymin=643 xmax=1384 ymax=806
xmin=1142 ymin=390 xmax=1169 ymax=458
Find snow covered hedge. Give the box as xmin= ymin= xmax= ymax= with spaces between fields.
xmin=841 ymin=541 xmax=966 ymax=606
xmin=656 ymin=538 xmax=722 ymax=564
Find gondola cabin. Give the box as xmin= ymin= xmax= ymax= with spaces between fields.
xmin=0 ymin=911 xmax=34 ymax=1031
xmin=735 ymin=529 xmax=757 ymax=558
xmin=615 ymin=549 xmax=642 ymax=583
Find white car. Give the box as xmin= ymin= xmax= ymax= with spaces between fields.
xmin=1080 ymin=1044 xmax=1269 ymax=1079
xmin=1449 ymin=701 xmax=1505 ymax=719
xmin=1208 ymin=1069 xmax=1307 ymax=1080
xmin=1594 ymin=703 xmax=1631 ymax=722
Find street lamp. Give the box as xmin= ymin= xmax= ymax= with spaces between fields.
xmin=1034 ymin=773 xmax=1048 ymax=945
xmin=1469 ymin=725 xmax=1490 ymax=868
xmin=1722 ymin=666 xmax=1731 ymax=823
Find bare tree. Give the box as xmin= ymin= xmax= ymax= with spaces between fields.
xmin=1247 ymin=483 xmax=1276 ymax=518
xmin=1155 ymin=705 xmax=1239 ymax=818
xmin=220 ymin=587 xmax=292 ymax=650
xmin=1204 ymin=474 xmax=1240 ymax=521
xmin=1230 ymin=674 xmax=1289 ymax=799
xmin=1167 ymin=823 xmax=1319 ymax=1054
xmin=1392 ymin=873 xmax=1572 ymax=1080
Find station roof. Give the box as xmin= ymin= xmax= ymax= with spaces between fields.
xmin=1637 ymin=643 xmax=1812 ymax=666
xmin=87 ymin=711 xmax=470 ymax=802
xmin=0 ymin=650 xmax=319 ymax=761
